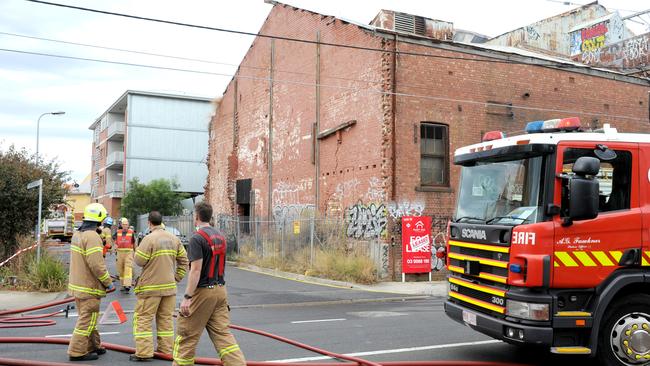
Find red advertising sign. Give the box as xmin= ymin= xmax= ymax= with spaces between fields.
xmin=402 ymin=216 xmax=432 ymax=274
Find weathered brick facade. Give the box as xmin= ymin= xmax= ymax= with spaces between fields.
xmin=206 ymin=3 xmax=650 ymax=279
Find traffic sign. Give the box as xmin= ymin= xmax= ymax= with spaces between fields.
xmin=27 ymin=179 xmax=42 ymax=189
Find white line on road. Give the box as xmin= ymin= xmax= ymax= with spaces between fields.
xmin=266 ymin=340 xmax=501 ymax=363
xmin=45 ymin=331 xmax=120 ymax=338
xmin=290 ymin=318 xmax=346 ymax=324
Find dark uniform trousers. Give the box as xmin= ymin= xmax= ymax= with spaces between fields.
xmin=173 ymin=286 xmax=245 ymax=366
xmin=68 ymin=298 xmax=101 ymax=357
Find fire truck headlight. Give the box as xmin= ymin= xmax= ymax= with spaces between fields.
xmin=506 ymin=300 xmax=549 ymax=321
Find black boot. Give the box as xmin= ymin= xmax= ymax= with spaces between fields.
xmin=70 ymin=353 xmax=99 ymax=361
xmin=94 ymin=347 xmax=107 ymax=355
xmin=129 ymin=354 xmax=152 ymax=362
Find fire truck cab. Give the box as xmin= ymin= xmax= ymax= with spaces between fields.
xmin=444 ymin=118 xmax=650 ymax=366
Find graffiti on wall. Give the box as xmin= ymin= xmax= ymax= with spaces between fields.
xmin=573 ymin=33 xmax=649 ymax=69
xmin=345 ymin=202 xmax=388 ymax=239
xmin=272 ymin=204 xmax=315 ymax=223
xmin=623 ymin=35 xmax=649 ymax=63
xmin=386 ymin=200 xmax=425 ymax=219
xmin=525 ymin=26 xmax=540 ymax=41
xmin=365 ymin=177 xmax=385 ymax=202
xmin=272 ymin=179 xmax=313 ymax=206
xmin=570 ymin=15 xmax=625 ymax=56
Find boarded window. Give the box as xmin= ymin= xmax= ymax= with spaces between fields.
xmin=420 ymin=123 xmax=449 ymax=186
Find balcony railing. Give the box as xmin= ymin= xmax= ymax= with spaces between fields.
xmin=107 ymin=122 xmax=125 ymax=141
xmin=106 ymin=151 xmax=124 ymax=169
xmin=107 ymin=181 xmax=123 ymax=198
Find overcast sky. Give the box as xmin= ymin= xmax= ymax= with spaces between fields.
xmin=0 ymin=0 xmax=647 ymax=182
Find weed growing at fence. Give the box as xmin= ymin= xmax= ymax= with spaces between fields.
xmin=0 ymin=237 xmax=67 ymax=292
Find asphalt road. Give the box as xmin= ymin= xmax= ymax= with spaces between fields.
xmin=0 ymin=246 xmax=597 ymax=366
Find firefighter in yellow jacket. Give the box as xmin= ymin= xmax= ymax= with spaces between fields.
xmin=130 ymin=211 xmax=189 ymax=361
xmin=67 ymin=203 xmax=114 ymax=362
xmin=114 ymin=217 xmax=136 ymax=292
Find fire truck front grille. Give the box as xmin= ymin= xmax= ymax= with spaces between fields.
xmin=447 ymin=240 xmax=509 ymax=315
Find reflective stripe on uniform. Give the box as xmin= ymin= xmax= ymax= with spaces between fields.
xmin=219 ymin=344 xmax=240 ymax=358
xmin=134 ymin=282 xmax=176 ymax=294
xmin=173 ymin=335 xmax=195 ymax=365
xmin=73 ymin=311 xmax=98 ymax=337
xmin=117 ymin=248 xmax=133 ymax=252
xmin=68 ymin=284 xmax=106 ymax=296
xmin=151 ymin=249 xmax=178 ymax=258
xmin=158 ymin=330 xmax=174 ymax=337
xmin=135 ymin=250 xmax=150 ymax=260
xmin=98 ymin=272 xmax=110 ymax=282
xmin=70 ymin=245 xmax=102 ymax=256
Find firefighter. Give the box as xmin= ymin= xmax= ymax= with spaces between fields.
xmin=67 ymin=203 xmax=114 ymax=361
xmin=130 ymin=211 xmax=188 ymax=361
xmin=101 ymin=217 xmax=114 ymax=257
xmin=114 ymin=217 xmax=136 ymax=292
xmin=174 ymin=202 xmax=245 ymax=366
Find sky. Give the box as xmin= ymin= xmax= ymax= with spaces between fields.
xmin=0 ymin=0 xmax=648 ymax=183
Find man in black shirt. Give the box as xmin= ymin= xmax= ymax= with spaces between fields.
xmin=173 ymin=202 xmax=245 ymax=366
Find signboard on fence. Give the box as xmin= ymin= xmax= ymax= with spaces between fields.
xmin=402 ymin=216 xmax=432 ymax=274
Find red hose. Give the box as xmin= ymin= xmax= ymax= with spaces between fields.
xmin=0 ymin=357 xmax=91 ymax=366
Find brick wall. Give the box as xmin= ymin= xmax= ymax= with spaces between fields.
xmin=206 ymin=4 xmax=650 ymax=279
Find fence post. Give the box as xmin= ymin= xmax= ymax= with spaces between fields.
xmin=280 ymin=219 xmax=285 ymax=260
xmin=236 ymin=216 xmax=241 ymax=256
xmin=309 ymin=215 xmax=315 ymax=267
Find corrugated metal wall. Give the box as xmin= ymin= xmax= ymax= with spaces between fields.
xmin=125 ymin=94 xmax=212 ymax=194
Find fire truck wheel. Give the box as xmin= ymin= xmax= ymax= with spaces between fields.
xmin=597 ymin=294 xmax=650 ymax=366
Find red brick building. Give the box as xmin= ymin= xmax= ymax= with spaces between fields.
xmin=206 ymin=2 xmax=650 ymax=277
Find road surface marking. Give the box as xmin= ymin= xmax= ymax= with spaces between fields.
xmin=267 ymin=340 xmax=501 ymax=362
xmin=45 ymin=331 xmax=120 ymax=338
xmin=291 ymin=318 xmax=346 ymax=324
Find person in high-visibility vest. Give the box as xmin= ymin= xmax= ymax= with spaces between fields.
xmin=67 ymin=203 xmax=114 ymax=361
xmin=113 ymin=217 xmax=135 ymax=292
xmin=174 ymin=202 xmax=245 ymax=366
xmin=130 ymin=211 xmax=189 ymax=361
xmin=101 ymin=217 xmax=114 ymax=257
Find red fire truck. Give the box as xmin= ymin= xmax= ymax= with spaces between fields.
xmin=444 ymin=117 xmax=650 ymax=365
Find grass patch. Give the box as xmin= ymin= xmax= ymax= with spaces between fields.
xmin=0 ymin=237 xmax=67 ymax=292
xmin=236 ymin=242 xmax=377 ymax=285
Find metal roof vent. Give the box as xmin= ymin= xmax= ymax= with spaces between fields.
xmin=395 ymin=12 xmax=426 ymax=36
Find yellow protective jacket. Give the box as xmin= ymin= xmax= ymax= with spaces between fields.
xmin=68 ymin=228 xmax=112 ymax=298
xmin=134 ymin=226 xmax=189 ymax=297
xmin=101 ymin=227 xmax=114 ymax=255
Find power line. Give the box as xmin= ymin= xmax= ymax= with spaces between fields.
xmin=1 ymin=46 xmax=645 ymax=122
xmin=25 ymin=0 xmax=592 ymax=70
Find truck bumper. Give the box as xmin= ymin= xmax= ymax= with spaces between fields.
xmin=444 ymin=300 xmax=553 ymax=346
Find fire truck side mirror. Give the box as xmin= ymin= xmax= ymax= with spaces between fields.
xmin=563 ymin=157 xmax=600 ymax=225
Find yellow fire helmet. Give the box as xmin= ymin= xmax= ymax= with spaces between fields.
xmin=161 ymin=223 xmax=166 ymax=229
xmin=83 ymin=203 xmax=108 ymax=223
xmin=120 ymin=217 xmax=129 ymax=225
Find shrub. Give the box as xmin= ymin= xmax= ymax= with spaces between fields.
xmin=25 ymin=252 xmax=67 ymax=292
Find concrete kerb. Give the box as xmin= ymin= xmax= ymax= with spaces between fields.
xmin=231 ymin=261 xmax=449 ymax=297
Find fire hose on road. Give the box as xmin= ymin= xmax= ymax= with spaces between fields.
xmin=0 ymin=296 xmax=532 ymax=366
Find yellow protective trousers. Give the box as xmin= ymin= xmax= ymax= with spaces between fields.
xmin=133 ymin=295 xmax=175 ymax=358
xmin=173 ymin=286 xmax=245 ymax=366
xmin=68 ymin=297 xmax=101 ymax=357
xmin=116 ymin=250 xmax=133 ymax=288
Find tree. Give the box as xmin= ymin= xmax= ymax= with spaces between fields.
xmin=0 ymin=145 xmax=68 ymax=259
xmin=120 ymin=178 xmax=189 ymax=226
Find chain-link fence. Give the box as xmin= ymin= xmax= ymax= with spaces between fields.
xmin=215 ymin=215 xmax=389 ymax=283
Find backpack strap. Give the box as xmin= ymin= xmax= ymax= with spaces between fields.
xmin=197 ymin=228 xmax=226 ymax=280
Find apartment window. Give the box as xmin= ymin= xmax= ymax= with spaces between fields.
xmin=420 ymin=123 xmax=449 ymax=186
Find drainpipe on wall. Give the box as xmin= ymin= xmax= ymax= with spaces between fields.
xmin=315 ymin=31 xmax=321 ymax=217
xmin=391 ymin=34 xmax=397 ymax=201
xmin=267 ymin=40 xmax=275 ymax=220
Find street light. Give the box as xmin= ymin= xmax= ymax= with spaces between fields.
xmin=33 ymin=111 xmax=64 ymax=262
xmin=36 ymin=111 xmax=65 ymax=163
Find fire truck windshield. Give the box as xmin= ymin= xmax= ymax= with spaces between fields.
xmin=454 ymin=156 xmax=543 ymax=225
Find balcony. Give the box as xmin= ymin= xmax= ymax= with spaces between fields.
xmin=106 ymin=151 xmax=124 ymax=170
xmin=107 ymin=122 xmax=125 ymax=141
xmin=106 ymin=181 xmax=123 ymax=198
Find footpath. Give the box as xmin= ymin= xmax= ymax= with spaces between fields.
xmin=0 ymin=263 xmax=448 ymax=311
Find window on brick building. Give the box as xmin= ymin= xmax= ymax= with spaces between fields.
xmin=420 ymin=123 xmax=449 ymax=186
